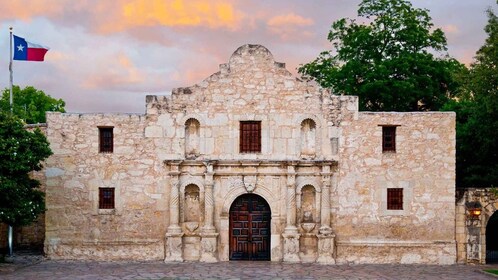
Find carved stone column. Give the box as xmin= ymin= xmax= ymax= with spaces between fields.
xmin=165 ymin=161 xmax=184 ymax=262
xmin=319 ymin=165 xmax=332 ymax=234
xmin=283 ymin=162 xmax=300 ymax=262
xmin=201 ymin=161 xmax=218 ymax=262
xmin=317 ymin=164 xmax=335 ymax=264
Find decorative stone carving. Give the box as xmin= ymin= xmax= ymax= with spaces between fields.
xmin=285 ymin=164 xmax=298 ymax=234
xmin=168 ymin=165 xmax=182 ymax=234
xmin=184 ymin=222 xmax=199 ymax=234
xmin=301 ymin=222 xmax=316 ymax=233
xmin=184 ymin=185 xmax=201 ymax=223
xmin=317 ymin=233 xmax=336 ymax=264
xmin=200 ymin=233 xmax=219 ymax=262
xmin=164 ymin=233 xmax=183 ymax=262
xmin=282 ymin=233 xmax=300 ymax=262
xmin=243 ymin=175 xmax=257 ymax=193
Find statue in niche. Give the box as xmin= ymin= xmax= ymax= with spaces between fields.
xmin=184 ymin=185 xmax=200 ymax=223
xmin=185 ymin=119 xmax=200 ymax=158
xmin=300 ymin=119 xmax=316 ymax=159
xmin=301 ymin=185 xmax=316 ymax=223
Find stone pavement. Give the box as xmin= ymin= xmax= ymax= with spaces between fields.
xmin=1 ymin=257 xmax=498 ymax=280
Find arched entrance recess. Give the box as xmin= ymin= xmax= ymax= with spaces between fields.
xmin=229 ymin=193 xmax=271 ymax=260
xmin=487 ymin=211 xmax=498 ymax=263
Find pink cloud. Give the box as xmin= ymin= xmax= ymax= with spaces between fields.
xmin=267 ymin=13 xmax=314 ymax=27
xmin=267 ymin=13 xmax=315 ymax=41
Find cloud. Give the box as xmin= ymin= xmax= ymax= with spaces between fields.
xmin=442 ymin=24 xmax=459 ymax=34
xmin=83 ymin=53 xmax=145 ymax=90
xmin=0 ymin=0 xmax=64 ymax=20
xmin=98 ymin=0 xmax=245 ymax=33
xmin=267 ymin=13 xmax=314 ymax=41
xmin=267 ymin=13 xmax=314 ymax=27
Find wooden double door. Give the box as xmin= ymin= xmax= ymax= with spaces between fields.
xmin=229 ymin=194 xmax=271 ymax=260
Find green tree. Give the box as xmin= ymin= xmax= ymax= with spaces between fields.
xmin=0 ymin=112 xmax=52 ymax=228
xmin=0 ymin=85 xmax=65 ymax=123
xmin=299 ymin=0 xmax=464 ymax=111
xmin=443 ymin=7 xmax=498 ymax=188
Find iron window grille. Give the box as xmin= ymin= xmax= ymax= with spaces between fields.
xmin=382 ymin=126 xmax=396 ymax=152
xmin=99 ymin=127 xmax=113 ymax=153
xmin=387 ymin=188 xmax=403 ymax=210
xmin=99 ymin=188 xmax=115 ymax=209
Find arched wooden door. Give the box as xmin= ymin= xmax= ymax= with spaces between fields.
xmin=229 ymin=194 xmax=271 ymax=260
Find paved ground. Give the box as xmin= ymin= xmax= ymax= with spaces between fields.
xmin=1 ymin=254 xmax=498 ymax=280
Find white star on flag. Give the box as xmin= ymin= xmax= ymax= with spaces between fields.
xmin=17 ymin=44 xmax=24 ymax=51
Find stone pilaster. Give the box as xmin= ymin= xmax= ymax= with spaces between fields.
xmin=200 ymin=233 xmax=219 ymax=262
xmin=165 ymin=161 xmax=183 ymax=262
xmin=317 ymin=233 xmax=336 ymax=264
xmin=283 ymin=163 xmax=300 ymax=262
xmin=201 ymin=161 xmax=218 ymax=262
xmin=319 ymin=165 xmax=332 ymax=234
xmin=316 ymin=165 xmax=335 ymax=264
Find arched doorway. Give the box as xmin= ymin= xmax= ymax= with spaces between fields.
xmin=487 ymin=211 xmax=498 ymax=263
xmin=229 ymin=193 xmax=271 ymax=260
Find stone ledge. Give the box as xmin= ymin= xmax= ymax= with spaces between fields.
xmin=54 ymin=239 xmax=162 ymax=246
xmin=338 ymin=240 xmax=455 ymax=247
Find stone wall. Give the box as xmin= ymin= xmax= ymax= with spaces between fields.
xmin=44 ymin=113 xmax=166 ymax=260
xmin=335 ymin=112 xmax=456 ymax=264
xmin=43 ymin=44 xmax=456 ymax=263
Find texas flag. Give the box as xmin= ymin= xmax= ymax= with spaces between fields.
xmin=13 ymin=35 xmax=49 ymax=61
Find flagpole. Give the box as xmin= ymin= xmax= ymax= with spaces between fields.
xmin=9 ymin=27 xmax=13 ymax=112
xmin=8 ymin=27 xmax=14 ymax=257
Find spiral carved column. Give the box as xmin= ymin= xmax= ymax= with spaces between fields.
xmin=317 ymin=164 xmax=336 ymax=264
xmin=201 ymin=161 xmax=218 ymax=262
xmin=165 ymin=161 xmax=183 ymax=262
xmin=283 ymin=163 xmax=300 ymax=262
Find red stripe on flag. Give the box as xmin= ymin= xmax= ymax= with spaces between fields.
xmin=27 ymin=48 xmax=48 ymax=61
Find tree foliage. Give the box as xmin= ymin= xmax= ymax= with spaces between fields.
xmin=299 ymin=0 xmax=464 ymax=111
xmin=443 ymin=7 xmax=498 ymax=188
xmin=0 ymin=112 xmax=52 ymax=226
xmin=0 ymin=85 xmax=65 ymax=123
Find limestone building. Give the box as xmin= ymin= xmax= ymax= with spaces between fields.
xmin=43 ymin=44 xmax=456 ymax=264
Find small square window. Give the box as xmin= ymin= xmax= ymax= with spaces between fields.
xmin=387 ymin=188 xmax=403 ymax=210
xmin=240 ymin=121 xmax=261 ymax=153
xmin=382 ymin=126 xmax=396 ymax=152
xmin=99 ymin=127 xmax=113 ymax=153
xmin=99 ymin=188 xmax=115 ymax=209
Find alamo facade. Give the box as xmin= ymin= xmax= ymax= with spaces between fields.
xmin=42 ymin=44 xmax=456 ymax=264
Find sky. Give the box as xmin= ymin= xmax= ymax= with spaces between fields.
xmin=0 ymin=0 xmax=496 ymax=114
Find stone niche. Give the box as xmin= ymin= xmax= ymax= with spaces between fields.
xmin=298 ymin=184 xmax=319 ymax=262
xmin=300 ymin=119 xmax=316 ymax=159
xmin=185 ymin=118 xmax=200 ymax=159
xmin=182 ymin=184 xmax=202 ymax=261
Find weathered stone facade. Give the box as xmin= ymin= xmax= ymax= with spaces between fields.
xmin=43 ymin=44 xmax=456 ymax=263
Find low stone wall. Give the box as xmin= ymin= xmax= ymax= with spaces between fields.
xmin=336 ymin=241 xmax=456 ymax=264
xmin=45 ymin=239 xmax=164 ymax=261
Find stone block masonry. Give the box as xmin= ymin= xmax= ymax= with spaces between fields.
xmin=43 ymin=44 xmax=456 ymax=264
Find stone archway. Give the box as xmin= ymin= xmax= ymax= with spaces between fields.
xmin=229 ymin=193 xmax=271 ymax=260
xmin=486 ymin=211 xmax=498 ymax=263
